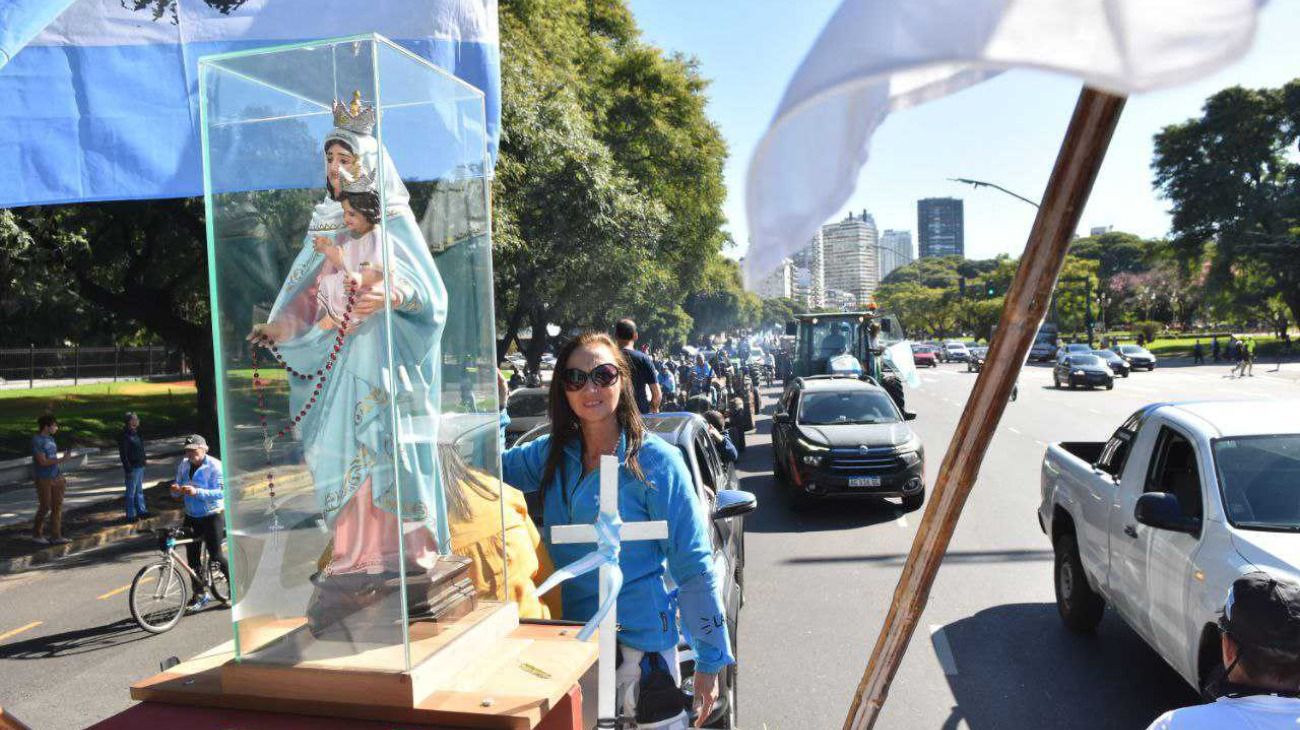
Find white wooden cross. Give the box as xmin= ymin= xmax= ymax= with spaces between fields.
xmin=548 ymin=455 xmax=668 ymax=726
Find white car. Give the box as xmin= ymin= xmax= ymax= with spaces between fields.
xmin=942 ymin=341 xmax=970 ymax=362
xmin=1039 ymin=400 xmax=1300 ymax=695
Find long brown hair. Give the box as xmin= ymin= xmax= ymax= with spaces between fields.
xmin=539 ymin=332 xmax=647 ymax=510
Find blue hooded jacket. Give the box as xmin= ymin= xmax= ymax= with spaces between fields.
xmin=503 ymin=430 xmax=735 ymax=674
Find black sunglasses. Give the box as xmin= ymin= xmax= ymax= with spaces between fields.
xmin=561 ymin=363 xmax=621 ymax=391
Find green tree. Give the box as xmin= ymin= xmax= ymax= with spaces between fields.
xmin=1152 ymin=81 xmax=1300 ymax=330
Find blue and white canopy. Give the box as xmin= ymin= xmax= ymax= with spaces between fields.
xmin=0 ymin=0 xmax=499 ymax=208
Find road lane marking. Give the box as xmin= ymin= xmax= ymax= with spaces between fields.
xmin=0 ymin=621 xmax=42 ymax=643
xmin=1008 ymin=427 xmax=1022 ymax=435
xmin=1088 ymin=408 xmax=1102 ymax=415
xmin=98 ymin=575 xmax=152 ymax=601
xmin=929 ymin=624 xmax=958 ymax=675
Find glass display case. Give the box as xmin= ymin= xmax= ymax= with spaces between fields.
xmin=198 ymin=34 xmax=506 ymax=676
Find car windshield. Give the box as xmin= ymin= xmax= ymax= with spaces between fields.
xmin=1214 ymin=435 xmax=1300 ymax=531
xmin=506 ymin=391 xmax=549 ymax=418
xmin=1092 ymin=350 xmax=1117 ymax=358
xmin=798 ymin=390 xmax=899 ymax=425
xmin=1068 ymin=355 xmax=1101 ymax=366
xmin=1119 ymin=346 xmax=1147 ymax=355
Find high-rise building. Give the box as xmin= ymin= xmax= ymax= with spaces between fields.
xmin=917 ymin=197 xmax=964 ymax=258
xmin=790 ymin=231 xmax=824 ymax=308
xmin=821 ymin=210 xmax=879 ymax=308
xmin=1089 ymin=225 xmax=1114 ymax=237
xmin=878 ymin=229 xmax=914 ymax=281
xmin=751 ymin=257 xmax=794 ymax=299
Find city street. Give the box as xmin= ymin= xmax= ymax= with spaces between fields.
xmin=0 ymin=360 xmax=1294 ymax=728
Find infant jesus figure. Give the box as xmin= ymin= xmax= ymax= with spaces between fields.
xmin=313 ymin=191 xmax=386 ymax=329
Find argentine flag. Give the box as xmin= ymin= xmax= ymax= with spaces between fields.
xmin=0 ymin=0 xmax=499 ymax=208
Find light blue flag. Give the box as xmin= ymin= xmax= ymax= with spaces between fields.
xmin=0 ymin=0 xmax=499 ymax=208
xmin=0 ymin=0 xmax=77 ymax=70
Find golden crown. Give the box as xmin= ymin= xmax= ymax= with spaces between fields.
xmin=332 ymin=90 xmax=376 ymax=135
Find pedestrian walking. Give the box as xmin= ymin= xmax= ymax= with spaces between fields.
xmin=118 ymin=412 xmax=150 ymax=522
xmin=31 ymin=414 xmax=71 ymax=545
xmin=1246 ymin=336 xmax=1257 ymax=376
xmin=615 ymin=318 xmax=661 ymax=414
xmin=1146 ymin=573 xmax=1300 ymax=730
xmin=1212 ymin=336 xmax=1221 ymax=363
xmin=1193 ymin=340 xmax=1204 ymax=365
xmin=169 ymin=434 xmax=228 ymax=613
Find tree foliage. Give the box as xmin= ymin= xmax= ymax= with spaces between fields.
xmin=1152 ymin=80 xmax=1300 ymax=329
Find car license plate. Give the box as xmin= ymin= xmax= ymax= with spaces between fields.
xmin=848 ymin=476 xmax=881 ymax=488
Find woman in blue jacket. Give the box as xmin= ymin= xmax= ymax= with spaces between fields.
xmin=504 ymin=332 xmax=734 ymax=725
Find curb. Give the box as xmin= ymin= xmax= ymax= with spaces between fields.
xmin=0 ymin=510 xmax=182 ymax=576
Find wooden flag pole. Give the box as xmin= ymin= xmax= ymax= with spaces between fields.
xmin=843 ymin=86 xmax=1127 ymax=730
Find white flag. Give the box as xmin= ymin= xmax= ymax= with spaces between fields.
xmin=744 ymin=0 xmax=1265 ymax=282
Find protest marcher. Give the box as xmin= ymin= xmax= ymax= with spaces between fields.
xmin=31 ymin=415 xmax=71 ymax=545
xmin=118 ymin=412 xmax=150 ymax=522
xmin=1145 ymin=573 xmax=1300 ymax=729
xmin=615 ymin=318 xmax=661 ymax=415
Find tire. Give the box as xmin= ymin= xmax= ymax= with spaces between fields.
xmin=1054 ymin=532 xmax=1104 ymax=633
xmin=208 ymin=558 xmax=230 ymax=604
xmin=902 ymin=491 xmax=925 ymax=512
xmin=130 ymin=561 xmax=189 ymax=634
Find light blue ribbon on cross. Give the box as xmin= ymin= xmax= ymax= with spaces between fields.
xmin=537 ymin=510 xmax=623 ymax=642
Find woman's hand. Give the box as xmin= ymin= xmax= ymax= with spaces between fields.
xmin=247 ymin=321 xmax=286 ymax=345
xmin=692 ymin=671 xmax=719 ymax=726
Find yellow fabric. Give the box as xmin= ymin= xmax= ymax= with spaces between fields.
xmin=448 ymin=471 xmax=560 ymax=620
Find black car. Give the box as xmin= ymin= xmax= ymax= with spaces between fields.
xmin=1116 ymin=344 xmax=1157 ymax=370
xmin=1090 ymin=349 xmax=1130 ymax=377
xmin=1053 ymin=353 xmax=1114 ymax=390
xmin=516 ymin=413 xmax=752 ymax=729
xmin=771 ymin=376 xmax=925 ymax=510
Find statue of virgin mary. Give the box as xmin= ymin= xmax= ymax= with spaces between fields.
xmin=253 ymin=93 xmax=449 ymax=579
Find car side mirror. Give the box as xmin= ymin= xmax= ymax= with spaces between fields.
xmin=713 ymin=489 xmax=757 ymax=521
xmin=773 ymin=413 xmax=791 ymax=425
xmin=1135 ymin=492 xmax=1200 ymax=534
xmin=904 ymin=412 xmax=917 ymax=421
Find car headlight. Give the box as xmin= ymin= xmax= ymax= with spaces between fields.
xmin=796 ymin=437 xmax=829 ymax=453
xmin=899 ymin=450 xmax=922 ymax=467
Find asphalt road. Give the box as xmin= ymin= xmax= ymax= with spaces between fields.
xmin=0 ymin=358 xmax=1294 ymax=729
xmin=739 ymin=359 xmax=1293 ymax=730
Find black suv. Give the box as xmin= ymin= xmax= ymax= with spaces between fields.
xmin=771 ymin=376 xmax=925 ymax=510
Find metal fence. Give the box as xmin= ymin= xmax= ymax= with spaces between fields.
xmin=0 ymin=346 xmax=189 ymax=387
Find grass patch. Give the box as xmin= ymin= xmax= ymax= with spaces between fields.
xmin=0 ymin=381 xmax=200 ymax=460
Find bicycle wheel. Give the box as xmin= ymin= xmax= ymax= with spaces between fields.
xmin=208 ymin=558 xmax=230 ymax=604
xmin=130 ymin=561 xmax=189 ymax=634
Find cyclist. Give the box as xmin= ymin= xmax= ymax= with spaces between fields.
xmin=170 ymin=434 xmax=227 ymax=613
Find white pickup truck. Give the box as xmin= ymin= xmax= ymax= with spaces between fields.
xmin=1038 ymin=400 xmax=1300 ymax=695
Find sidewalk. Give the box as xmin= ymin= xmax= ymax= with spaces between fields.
xmin=0 ymin=438 xmax=187 ymax=574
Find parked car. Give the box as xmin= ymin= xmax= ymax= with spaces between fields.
xmin=1038 ymin=400 xmax=1300 ymax=697
xmin=515 ymin=413 xmax=754 ymax=728
xmin=943 ymin=341 xmax=971 ymax=363
xmin=1091 ymin=349 xmax=1131 ymax=377
xmin=966 ymin=346 xmax=989 ymax=372
xmin=1053 ymin=354 xmax=1114 ymax=390
xmin=771 ymin=376 xmax=924 ymax=510
xmin=1116 ymin=344 xmax=1158 ymax=371
xmin=910 ymin=344 xmax=938 ymax=368
xmin=503 ymin=387 xmax=550 ymax=447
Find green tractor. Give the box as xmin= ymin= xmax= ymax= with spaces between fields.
xmin=783 ymin=310 xmax=908 ymax=410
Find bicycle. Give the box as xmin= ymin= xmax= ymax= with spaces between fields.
xmin=129 ymin=526 xmax=230 ymax=634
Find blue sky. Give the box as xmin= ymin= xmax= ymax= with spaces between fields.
xmin=625 ymin=0 xmax=1300 ymax=262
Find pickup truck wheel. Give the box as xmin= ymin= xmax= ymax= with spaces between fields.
xmin=1105 ymin=381 xmax=1114 ymax=390
xmin=1054 ymin=532 xmax=1104 ymax=633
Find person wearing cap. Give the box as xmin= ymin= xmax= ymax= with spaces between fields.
xmin=169 ymin=435 xmax=227 ymax=612
xmin=118 ymin=413 xmax=149 ymax=523
xmin=1146 ymin=572 xmax=1300 ymax=729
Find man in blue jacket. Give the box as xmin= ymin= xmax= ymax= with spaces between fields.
xmin=169 ymin=434 xmax=227 ymax=612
